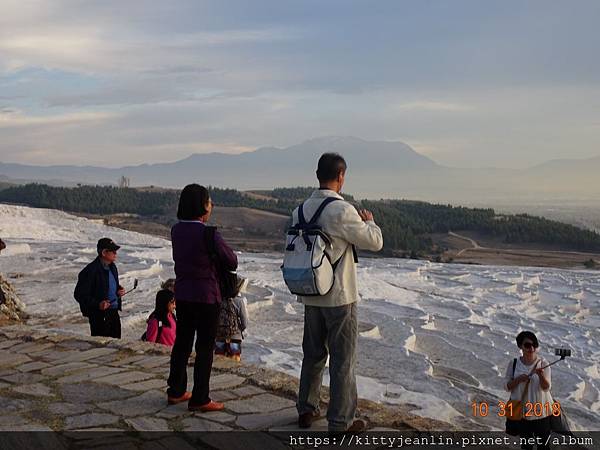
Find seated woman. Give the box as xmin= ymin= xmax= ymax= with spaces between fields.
xmin=145 ymin=289 xmax=177 ymax=346
xmin=504 ymin=330 xmax=553 ymax=450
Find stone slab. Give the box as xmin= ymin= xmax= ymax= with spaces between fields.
xmin=13 ymin=383 xmax=55 ymax=397
xmin=226 ymin=393 xmax=296 ymax=414
xmin=57 ymin=366 xmax=126 ymax=384
xmin=0 ymin=396 xmax=34 ymax=413
xmin=181 ymin=417 xmax=233 ymax=432
xmin=41 ymin=362 xmax=98 ymax=377
xmin=92 ymin=353 xmax=124 ymax=365
xmin=0 ymin=339 xmax=23 ymax=349
xmin=0 ymin=413 xmax=27 ymax=427
xmin=191 ymin=411 xmax=236 ymax=423
xmin=0 ymin=351 xmax=32 ymax=367
xmin=236 ymin=406 xmax=297 ymax=430
xmin=3 ymin=423 xmax=53 ymax=431
xmin=65 ymin=413 xmax=120 ymax=430
xmin=16 ymin=361 xmax=51 ymax=373
xmin=98 ymin=390 xmax=165 ymax=417
xmin=209 ymin=373 xmax=246 ymax=391
xmin=19 ymin=343 xmax=56 ymax=355
xmin=0 ymin=372 xmax=46 ymax=385
xmin=49 ymin=402 xmax=93 ymax=416
xmin=122 ymin=378 xmax=166 ymax=392
xmin=231 ymin=385 xmax=266 ymax=398
xmin=210 ymin=390 xmax=238 ymax=402
xmin=125 ymin=417 xmax=171 ymax=432
xmin=156 ymin=402 xmax=190 ymax=419
xmin=54 ymin=347 xmax=118 ymax=364
xmin=111 ymin=355 xmax=146 ymax=366
xmin=134 ymin=356 xmax=170 ymax=369
xmin=61 ymin=382 xmax=138 ymax=404
xmin=97 ymin=370 xmax=154 ymax=386
xmin=12 ymin=342 xmax=54 ymax=354
xmin=37 ymin=350 xmax=73 ymax=362
xmin=5 ymin=341 xmax=34 ymax=352
xmin=58 ymin=340 xmax=94 ymax=351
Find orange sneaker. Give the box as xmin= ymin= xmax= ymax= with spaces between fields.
xmin=167 ymin=391 xmax=192 ymax=405
xmin=188 ymin=400 xmax=225 ymax=412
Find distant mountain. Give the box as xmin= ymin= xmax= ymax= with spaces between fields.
xmin=0 ymin=136 xmax=437 ymax=190
xmin=1 ymin=136 xmax=599 ymax=204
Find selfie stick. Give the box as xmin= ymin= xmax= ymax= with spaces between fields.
xmin=539 ymin=349 xmax=571 ymax=371
xmin=121 ymin=279 xmax=139 ymax=297
xmin=539 ymin=357 xmax=566 ymax=371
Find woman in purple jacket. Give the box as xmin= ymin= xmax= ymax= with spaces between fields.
xmin=167 ymin=184 xmax=238 ymax=411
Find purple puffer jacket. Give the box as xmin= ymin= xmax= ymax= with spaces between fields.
xmin=171 ymin=221 xmax=238 ymax=304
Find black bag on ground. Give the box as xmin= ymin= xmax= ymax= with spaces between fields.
xmin=550 ymin=404 xmax=573 ymax=436
xmin=204 ymin=226 xmax=238 ymax=300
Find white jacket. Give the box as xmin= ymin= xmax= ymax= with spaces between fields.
xmin=290 ymin=189 xmax=383 ymax=307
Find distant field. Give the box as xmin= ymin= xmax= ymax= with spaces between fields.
xmin=436 ymin=231 xmax=600 ymax=269
xmin=93 ymin=206 xmax=289 ymax=253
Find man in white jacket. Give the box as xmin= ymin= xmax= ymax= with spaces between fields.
xmin=293 ymin=153 xmax=383 ymax=432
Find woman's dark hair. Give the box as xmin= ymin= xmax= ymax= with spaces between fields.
xmin=316 ymin=153 xmax=347 ymax=182
xmin=149 ymin=289 xmax=175 ymax=328
xmin=516 ymin=330 xmax=539 ymax=348
xmin=177 ymin=184 xmax=210 ymax=220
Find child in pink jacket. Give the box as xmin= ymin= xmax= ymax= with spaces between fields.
xmin=145 ymin=289 xmax=177 ymax=346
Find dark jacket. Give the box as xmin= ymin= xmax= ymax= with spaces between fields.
xmin=74 ymin=257 xmax=122 ymax=317
xmin=171 ymin=221 xmax=237 ymax=304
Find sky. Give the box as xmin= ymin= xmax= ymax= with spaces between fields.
xmin=0 ymin=0 xmax=599 ymax=169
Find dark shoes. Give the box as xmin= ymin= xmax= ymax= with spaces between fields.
xmin=345 ymin=418 xmax=368 ymax=433
xmin=298 ymin=411 xmax=320 ymax=429
xmin=328 ymin=418 xmax=369 ymax=434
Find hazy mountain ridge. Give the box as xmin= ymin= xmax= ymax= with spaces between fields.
xmin=0 ymin=136 xmax=598 ymax=203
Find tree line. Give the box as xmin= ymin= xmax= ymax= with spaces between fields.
xmin=2 ymin=183 xmax=600 ymax=253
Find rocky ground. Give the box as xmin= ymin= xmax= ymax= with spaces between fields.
xmin=0 ymin=323 xmax=452 ymax=448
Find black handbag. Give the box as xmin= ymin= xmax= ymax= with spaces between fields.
xmin=550 ymin=401 xmax=573 ymax=436
xmin=204 ymin=226 xmax=238 ymax=300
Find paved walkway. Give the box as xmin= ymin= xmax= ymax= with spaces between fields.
xmin=0 ymin=324 xmax=457 ymax=449
xmin=0 ymin=326 xmax=318 ymax=433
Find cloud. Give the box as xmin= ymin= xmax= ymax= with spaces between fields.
xmin=0 ymin=1 xmax=599 ymax=169
xmin=394 ymin=101 xmax=473 ymax=113
xmin=0 ymin=110 xmax=118 ymax=128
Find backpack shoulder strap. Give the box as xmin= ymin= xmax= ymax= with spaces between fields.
xmin=308 ymin=197 xmax=340 ymax=225
xmin=296 ymin=197 xmax=341 ymax=227
xmin=298 ymin=203 xmax=307 ymax=226
xmin=512 ymin=358 xmax=517 ymax=378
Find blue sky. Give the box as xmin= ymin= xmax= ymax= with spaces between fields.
xmin=0 ymin=0 xmax=599 ymax=168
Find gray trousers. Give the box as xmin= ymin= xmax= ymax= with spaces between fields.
xmin=297 ymin=303 xmax=358 ymax=431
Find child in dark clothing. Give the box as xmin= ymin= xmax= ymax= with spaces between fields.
xmin=215 ymin=276 xmax=248 ymax=361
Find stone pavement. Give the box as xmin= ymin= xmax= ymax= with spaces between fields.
xmin=0 ymin=324 xmax=453 ymax=448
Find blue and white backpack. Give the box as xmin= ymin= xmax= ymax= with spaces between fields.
xmin=281 ymin=197 xmax=341 ymax=296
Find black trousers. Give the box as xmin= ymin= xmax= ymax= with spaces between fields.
xmin=167 ymin=301 xmax=219 ymax=405
xmin=88 ymin=309 xmax=121 ymax=338
xmin=520 ymin=416 xmax=552 ymax=450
